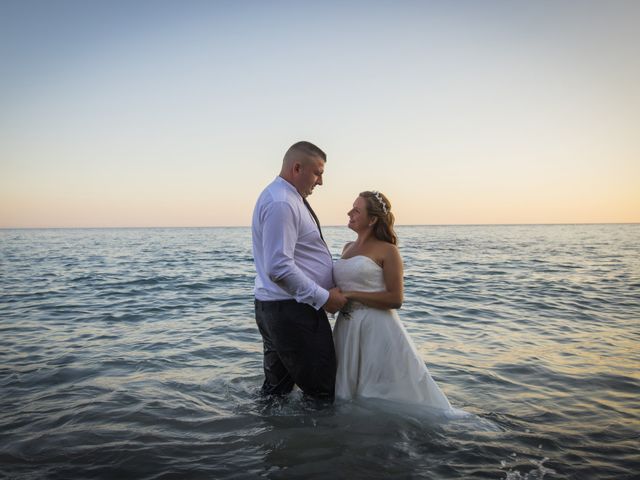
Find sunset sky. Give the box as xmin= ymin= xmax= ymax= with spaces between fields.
xmin=1 ymin=0 xmax=638 ymax=227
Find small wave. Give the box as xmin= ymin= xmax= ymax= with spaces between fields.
xmin=500 ymin=456 xmax=557 ymax=480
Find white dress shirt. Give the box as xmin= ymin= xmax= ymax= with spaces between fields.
xmin=252 ymin=176 xmax=333 ymax=309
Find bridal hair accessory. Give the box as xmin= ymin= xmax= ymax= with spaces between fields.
xmin=371 ymin=191 xmax=388 ymax=215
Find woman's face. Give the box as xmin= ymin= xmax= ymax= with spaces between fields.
xmin=347 ymin=196 xmax=371 ymax=232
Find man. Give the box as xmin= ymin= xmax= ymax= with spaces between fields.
xmin=252 ymin=141 xmax=347 ymax=401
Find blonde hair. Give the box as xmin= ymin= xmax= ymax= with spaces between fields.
xmin=359 ymin=191 xmax=397 ymax=245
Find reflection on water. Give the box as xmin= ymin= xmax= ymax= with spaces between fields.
xmin=1 ymin=225 xmax=639 ymax=479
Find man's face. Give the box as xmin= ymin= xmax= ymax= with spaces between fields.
xmin=295 ymin=155 xmax=325 ymax=197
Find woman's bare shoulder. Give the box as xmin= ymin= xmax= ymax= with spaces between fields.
xmin=372 ymin=240 xmax=401 ymax=265
xmin=377 ymin=240 xmax=400 ymax=255
xmin=342 ymin=241 xmax=354 ymax=254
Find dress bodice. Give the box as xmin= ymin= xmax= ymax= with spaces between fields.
xmin=334 ymin=255 xmax=385 ymax=292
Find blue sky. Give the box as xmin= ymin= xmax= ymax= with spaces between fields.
xmin=1 ymin=0 xmax=638 ymax=227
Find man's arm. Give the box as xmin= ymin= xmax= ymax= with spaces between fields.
xmin=261 ymin=201 xmax=330 ymax=310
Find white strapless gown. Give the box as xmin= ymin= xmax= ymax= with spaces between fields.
xmin=333 ymin=255 xmax=452 ymax=410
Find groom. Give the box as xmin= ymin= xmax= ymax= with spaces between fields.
xmin=251 ymin=141 xmax=346 ymax=401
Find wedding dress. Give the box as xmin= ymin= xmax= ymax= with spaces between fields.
xmin=333 ymin=255 xmax=452 ymax=410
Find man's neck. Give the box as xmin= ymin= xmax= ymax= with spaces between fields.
xmin=278 ymin=174 xmax=304 ymax=197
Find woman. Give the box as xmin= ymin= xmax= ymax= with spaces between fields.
xmin=333 ymin=191 xmax=452 ymax=410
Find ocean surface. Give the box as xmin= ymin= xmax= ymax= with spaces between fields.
xmin=1 ymin=224 xmax=638 ymax=479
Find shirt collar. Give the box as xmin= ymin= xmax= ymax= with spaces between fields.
xmin=276 ymin=176 xmax=302 ymax=199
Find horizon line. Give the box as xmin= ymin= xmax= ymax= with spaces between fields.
xmin=1 ymin=222 xmax=638 ymax=230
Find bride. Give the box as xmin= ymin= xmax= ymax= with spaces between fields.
xmin=333 ymin=191 xmax=452 ymax=410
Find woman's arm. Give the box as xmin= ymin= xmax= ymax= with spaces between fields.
xmin=343 ymin=245 xmax=404 ymax=310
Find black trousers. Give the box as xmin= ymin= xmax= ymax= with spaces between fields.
xmin=254 ymin=299 xmax=336 ymax=400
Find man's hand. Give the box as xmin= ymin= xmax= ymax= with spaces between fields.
xmin=323 ymin=287 xmax=347 ymax=314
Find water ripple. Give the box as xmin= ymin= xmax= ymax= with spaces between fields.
xmin=1 ymin=225 xmax=639 ymax=479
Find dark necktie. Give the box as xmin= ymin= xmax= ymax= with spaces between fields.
xmin=303 ymin=197 xmax=324 ymax=241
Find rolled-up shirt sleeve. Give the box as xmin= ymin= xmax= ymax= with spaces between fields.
xmin=261 ymin=201 xmax=329 ymax=309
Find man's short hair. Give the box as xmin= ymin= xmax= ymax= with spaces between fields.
xmin=286 ymin=141 xmax=327 ymax=162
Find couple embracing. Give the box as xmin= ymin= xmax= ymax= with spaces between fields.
xmin=252 ymin=141 xmax=451 ymax=410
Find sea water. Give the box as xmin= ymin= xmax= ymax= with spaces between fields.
xmin=1 ymin=225 xmax=638 ymax=479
